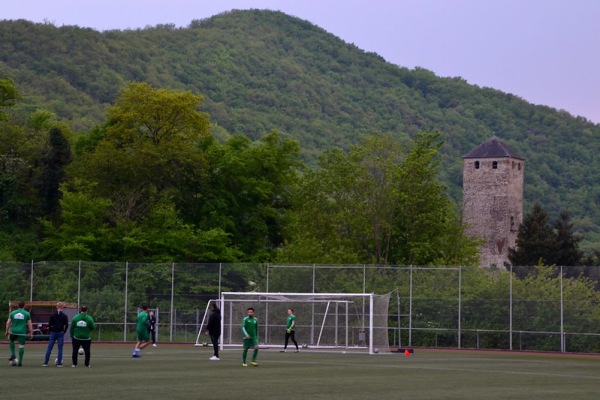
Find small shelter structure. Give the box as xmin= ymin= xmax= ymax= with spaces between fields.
xmin=8 ymin=301 xmax=79 ymax=341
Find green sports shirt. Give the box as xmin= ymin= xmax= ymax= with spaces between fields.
xmin=8 ymin=308 xmax=31 ymax=335
xmin=70 ymin=313 xmax=96 ymax=340
xmin=242 ymin=316 xmax=258 ymax=339
xmin=286 ymin=314 xmax=296 ymax=330
xmin=136 ymin=310 xmax=149 ymax=332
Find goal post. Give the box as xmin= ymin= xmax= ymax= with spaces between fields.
xmin=218 ymin=292 xmax=391 ymax=354
xmin=194 ymin=300 xmax=216 ymax=347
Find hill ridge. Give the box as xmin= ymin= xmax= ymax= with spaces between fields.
xmin=1 ymin=9 xmax=599 ymax=248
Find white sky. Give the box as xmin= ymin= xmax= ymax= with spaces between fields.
xmin=3 ymin=0 xmax=600 ymax=124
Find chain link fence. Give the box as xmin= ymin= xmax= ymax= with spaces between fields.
xmin=1 ymin=262 xmax=599 ymax=353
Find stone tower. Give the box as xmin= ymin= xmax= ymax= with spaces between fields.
xmin=462 ymin=136 xmax=525 ymax=267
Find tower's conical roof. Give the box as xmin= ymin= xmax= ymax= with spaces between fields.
xmin=463 ymin=136 xmax=524 ymax=160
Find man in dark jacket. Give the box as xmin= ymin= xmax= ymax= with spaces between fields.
xmin=205 ymin=303 xmax=221 ymax=360
xmin=149 ymin=310 xmax=157 ymax=347
xmin=43 ymin=302 xmax=69 ymax=367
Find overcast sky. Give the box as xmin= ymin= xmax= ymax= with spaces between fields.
xmin=4 ymin=0 xmax=600 ymax=124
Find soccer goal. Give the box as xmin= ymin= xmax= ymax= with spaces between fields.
xmin=211 ymin=292 xmax=390 ymax=354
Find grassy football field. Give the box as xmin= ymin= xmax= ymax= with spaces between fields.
xmin=1 ymin=343 xmax=599 ymax=399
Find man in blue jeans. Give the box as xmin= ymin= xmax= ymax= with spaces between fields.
xmin=43 ymin=302 xmax=69 ymax=367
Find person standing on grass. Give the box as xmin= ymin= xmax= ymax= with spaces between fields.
xmin=43 ymin=301 xmax=69 ymax=367
xmin=241 ymin=307 xmax=259 ymax=367
xmin=70 ymin=305 xmax=95 ymax=368
xmin=281 ymin=308 xmax=299 ymax=353
xmin=149 ymin=310 xmax=157 ymax=347
xmin=6 ymin=301 xmax=33 ymax=367
xmin=205 ymin=303 xmax=221 ymax=361
xmin=132 ymin=304 xmax=151 ymax=357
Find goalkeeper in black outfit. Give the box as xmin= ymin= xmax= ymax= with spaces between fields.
xmin=282 ymin=308 xmax=299 ymax=352
xmin=205 ymin=303 xmax=221 ymax=360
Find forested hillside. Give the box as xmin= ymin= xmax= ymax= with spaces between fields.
xmin=1 ymin=9 xmax=599 ymax=250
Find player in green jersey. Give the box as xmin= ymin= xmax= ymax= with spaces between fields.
xmin=241 ymin=307 xmax=259 ymax=367
xmin=5 ymin=301 xmax=33 ymax=367
xmin=281 ymin=308 xmax=299 ymax=353
xmin=70 ymin=305 xmax=96 ymax=367
xmin=132 ymin=304 xmax=151 ymax=358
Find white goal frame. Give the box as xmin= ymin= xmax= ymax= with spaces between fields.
xmin=198 ymin=292 xmax=389 ymax=355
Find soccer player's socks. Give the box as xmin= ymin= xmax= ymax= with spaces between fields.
xmin=252 ymin=349 xmax=258 ymax=361
xmin=9 ymin=342 xmax=15 ymax=356
xmin=242 ymin=349 xmax=248 ymax=363
xmin=19 ymin=347 xmax=24 ymax=363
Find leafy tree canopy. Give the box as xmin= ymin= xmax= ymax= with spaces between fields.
xmin=1 ymin=9 xmax=600 ymax=259
xmin=278 ymin=132 xmax=479 ymax=265
xmin=509 ymin=203 xmax=585 ymax=276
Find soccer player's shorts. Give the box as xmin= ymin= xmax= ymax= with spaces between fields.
xmin=9 ymin=334 xmax=27 ymax=345
xmin=243 ymin=337 xmax=259 ymax=349
xmin=137 ymin=328 xmax=150 ymax=342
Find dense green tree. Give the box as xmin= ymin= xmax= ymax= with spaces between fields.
xmin=277 ymin=137 xmax=391 ymax=264
xmin=278 ymin=132 xmax=479 ymax=265
xmin=0 ymin=128 xmax=32 ymax=227
xmin=40 ymin=181 xmax=241 ymax=262
xmin=41 ymin=84 xmax=301 ymax=262
xmin=393 ymin=132 xmax=478 ymax=265
xmin=198 ymin=131 xmax=302 ymax=262
xmin=552 ymin=210 xmax=584 ymax=267
xmin=120 ymin=199 xmax=241 ymax=263
xmin=581 ymin=249 xmax=600 ymax=269
xmin=508 ymin=203 xmax=556 ymax=270
xmin=0 ymin=78 xmax=21 ymax=121
xmin=2 ymin=11 xmax=600 ymax=253
xmin=0 ymin=82 xmax=66 ymax=260
xmin=39 ymin=180 xmax=114 ymax=260
xmin=36 ymin=126 xmax=72 ymax=216
xmin=71 ymin=82 xmax=211 ymax=223
xmin=0 ymin=82 xmax=29 ymax=228
xmin=4 ymin=9 xmax=600 ymax=260
xmin=26 ymin=109 xmax=59 ymax=134
xmin=105 ymin=82 xmax=209 ymax=146
xmin=24 ymin=85 xmax=288 ymax=262
xmin=509 ymin=204 xmax=585 ymax=279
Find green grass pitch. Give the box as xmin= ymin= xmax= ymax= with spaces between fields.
xmin=2 ymin=343 xmax=599 ymax=399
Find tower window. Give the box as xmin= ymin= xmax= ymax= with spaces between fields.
xmin=518 ymin=163 xmax=521 ymax=171
xmin=492 ymin=161 xmax=498 ymax=169
xmin=510 ymin=216 xmax=516 ymax=232
xmin=474 ymin=161 xmax=480 ymax=169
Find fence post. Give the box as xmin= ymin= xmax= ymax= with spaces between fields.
xmin=266 ymin=263 xmax=269 ymax=292
xmin=77 ymin=260 xmax=81 ymax=307
xmin=458 ymin=266 xmax=462 ymax=349
xmin=397 ymin=290 xmax=401 ymax=348
xmin=170 ymin=262 xmax=175 ymax=342
xmin=218 ymin=263 xmax=222 ymax=298
xmin=265 ymin=264 xmax=269 ymax=341
xmin=560 ymin=266 xmax=565 ymax=352
xmin=408 ymin=265 xmax=413 ymax=347
xmin=123 ymin=261 xmax=129 ymax=342
xmin=30 ymin=260 xmax=34 ymax=302
xmin=519 ymin=331 xmax=522 ymax=350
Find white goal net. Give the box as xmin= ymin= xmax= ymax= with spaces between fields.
xmin=203 ymin=292 xmax=390 ymax=354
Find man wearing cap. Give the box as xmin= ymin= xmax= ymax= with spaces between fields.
xmin=43 ymin=302 xmax=69 ymax=367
